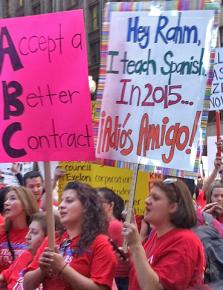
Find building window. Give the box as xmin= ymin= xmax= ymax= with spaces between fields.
xmin=66 ymin=0 xmax=78 ymax=9
xmin=19 ymin=0 xmax=24 ymax=6
xmin=32 ymin=4 xmax=40 ymax=14
xmin=69 ymin=0 xmax=77 ymax=5
xmin=90 ymin=5 xmax=99 ymax=32
xmin=15 ymin=0 xmax=24 ymax=16
xmin=90 ymin=41 xmax=100 ymax=65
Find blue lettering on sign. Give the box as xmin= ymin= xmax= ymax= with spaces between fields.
xmin=155 ymin=12 xmax=199 ymax=45
xmin=126 ymin=16 xmax=150 ymax=49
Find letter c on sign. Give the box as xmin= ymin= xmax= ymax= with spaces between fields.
xmin=3 ymin=122 xmax=26 ymax=158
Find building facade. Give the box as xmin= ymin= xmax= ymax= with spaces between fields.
xmin=0 ymin=0 xmax=109 ymax=83
xmin=0 ymin=0 xmax=223 ymax=150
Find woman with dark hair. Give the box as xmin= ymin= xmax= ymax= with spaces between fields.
xmin=203 ymin=181 xmax=223 ymax=223
xmin=98 ymin=187 xmax=129 ymax=290
xmin=24 ymin=181 xmax=117 ymax=290
xmin=122 ymin=178 xmax=206 ymax=290
xmin=0 ymin=186 xmax=38 ymax=272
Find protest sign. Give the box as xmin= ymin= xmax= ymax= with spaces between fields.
xmin=0 ymin=10 xmax=94 ymax=162
xmin=96 ymin=2 xmax=218 ymax=173
xmin=210 ymin=48 xmax=223 ymax=111
xmin=57 ymin=161 xmax=153 ymax=215
xmin=207 ymin=135 xmax=223 ymax=176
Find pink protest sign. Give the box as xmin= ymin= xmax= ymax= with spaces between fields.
xmin=0 ymin=10 xmax=95 ymax=162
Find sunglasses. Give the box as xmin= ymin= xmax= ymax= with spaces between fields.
xmin=163 ymin=178 xmax=179 ymax=202
xmin=163 ymin=178 xmax=178 ymax=184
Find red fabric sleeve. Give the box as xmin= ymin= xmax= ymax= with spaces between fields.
xmin=90 ymin=235 xmax=117 ymax=288
xmin=109 ymin=220 xmax=123 ymax=245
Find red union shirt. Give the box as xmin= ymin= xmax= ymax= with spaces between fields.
xmin=2 ymin=250 xmax=32 ymax=289
xmin=27 ymin=233 xmax=117 ymax=290
xmin=0 ymin=225 xmax=28 ymax=272
xmin=129 ymin=228 xmax=206 ymax=290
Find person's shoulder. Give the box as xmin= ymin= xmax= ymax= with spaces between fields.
xmin=174 ymin=229 xmax=203 ymax=248
xmin=91 ymin=234 xmax=116 ymax=261
xmin=110 ymin=219 xmax=122 ymax=227
xmin=93 ymin=234 xmax=109 ymax=244
xmin=109 ymin=219 xmax=123 ymax=231
xmin=90 ymin=234 xmax=114 ymax=251
xmin=165 ymin=228 xmax=200 ymax=244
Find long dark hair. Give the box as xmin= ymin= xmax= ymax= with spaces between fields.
xmin=63 ymin=182 xmax=108 ymax=252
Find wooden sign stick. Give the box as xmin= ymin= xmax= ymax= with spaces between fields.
xmin=44 ymin=161 xmax=55 ymax=249
xmin=216 ymin=111 xmax=221 ymax=156
xmin=216 ymin=29 xmax=221 ymax=157
xmin=123 ymin=163 xmax=139 ymax=253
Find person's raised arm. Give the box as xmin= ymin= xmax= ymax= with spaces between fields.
xmin=123 ymin=222 xmax=163 ymax=290
xmin=202 ymin=156 xmax=222 ymax=194
xmin=52 ymin=167 xmax=66 ymax=190
xmin=11 ymin=163 xmax=23 ymax=186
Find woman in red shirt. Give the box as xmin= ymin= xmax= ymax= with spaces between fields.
xmin=123 ymin=178 xmax=206 ymax=290
xmin=0 ymin=186 xmax=38 ymax=272
xmin=0 ymin=212 xmax=49 ymax=289
xmin=24 ymin=181 xmax=117 ymax=290
xmin=98 ymin=187 xmax=130 ymax=290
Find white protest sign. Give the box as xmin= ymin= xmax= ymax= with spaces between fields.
xmin=207 ymin=135 xmax=222 ymax=176
xmin=96 ymin=9 xmax=216 ymax=172
xmin=210 ymin=48 xmax=223 ymax=111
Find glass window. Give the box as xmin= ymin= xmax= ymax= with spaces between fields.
xmin=66 ymin=0 xmax=78 ymax=9
xmin=90 ymin=5 xmax=99 ymax=32
xmin=90 ymin=41 xmax=100 ymax=65
xmin=32 ymin=4 xmax=41 ymax=14
xmin=15 ymin=0 xmax=24 ymax=16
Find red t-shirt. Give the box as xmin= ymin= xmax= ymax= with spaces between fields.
xmin=0 ymin=216 xmax=4 ymax=225
xmin=109 ymin=219 xmax=130 ymax=278
xmin=0 ymin=225 xmax=28 ymax=272
xmin=2 ymin=250 xmax=32 ymax=289
xmin=196 ymin=190 xmax=206 ymax=209
xmin=27 ymin=233 xmax=117 ymax=290
xmin=129 ymin=228 xmax=205 ymax=290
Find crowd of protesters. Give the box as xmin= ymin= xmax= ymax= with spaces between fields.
xmin=0 ymin=149 xmax=222 ymax=290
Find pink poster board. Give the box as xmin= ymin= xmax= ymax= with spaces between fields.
xmin=0 ymin=10 xmax=95 ymax=162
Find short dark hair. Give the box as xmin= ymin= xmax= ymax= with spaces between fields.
xmin=97 ymin=187 xmax=124 ymax=221
xmin=23 ymin=171 xmax=43 ymax=186
xmin=152 ymin=179 xmax=197 ymax=228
